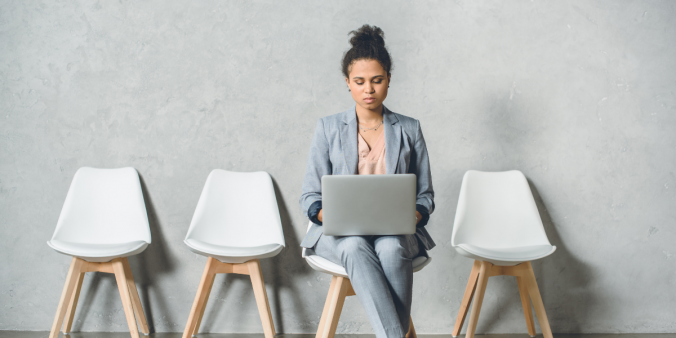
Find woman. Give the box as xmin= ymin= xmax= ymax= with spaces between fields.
xmin=299 ymin=24 xmax=435 ymax=338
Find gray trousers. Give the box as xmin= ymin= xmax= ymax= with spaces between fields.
xmin=314 ymin=234 xmax=420 ymax=338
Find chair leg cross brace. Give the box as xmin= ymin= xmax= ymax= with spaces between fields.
xmin=315 ymin=276 xmax=418 ymax=338
xmin=50 ymin=257 xmax=150 ymax=338
xmin=452 ymin=260 xmax=553 ymax=338
xmin=182 ymin=258 xmax=276 ymax=338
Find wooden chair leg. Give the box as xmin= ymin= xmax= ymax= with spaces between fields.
xmin=452 ymin=260 xmax=481 ymax=337
xmin=191 ymin=268 xmax=217 ymax=337
xmin=49 ymin=257 xmax=84 ymax=338
xmin=62 ymin=272 xmax=84 ymax=333
xmin=523 ymin=262 xmax=553 ymax=338
xmin=317 ymin=276 xmax=349 ymax=338
xmin=517 ymin=275 xmax=536 ymax=337
xmin=248 ymin=259 xmax=276 ymax=338
xmin=112 ymin=258 xmax=140 ymax=338
xmin=465 ymin=261 xmax=490 ymax=338
xmin=406 ymin=316 xmax=417 ymax=338
xmin=183 ymin=257 xmax=218 ymax=338
xmin=315 ymin=275 xmax=338 ymax=338
xmin=122 ymin=258 xmax=150 ymax=335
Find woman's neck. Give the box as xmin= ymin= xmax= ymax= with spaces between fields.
xmin=356 ymin=104 xmax=384 ymax=124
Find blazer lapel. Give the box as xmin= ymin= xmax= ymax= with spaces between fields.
xmin=339 ymin=108 xmax=358 ymax=174
xmin=383 ymin=106 xmax=402 ymax=174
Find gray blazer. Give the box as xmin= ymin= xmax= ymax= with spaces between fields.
xmin=299 ymin=106 xmax=436 ymax=251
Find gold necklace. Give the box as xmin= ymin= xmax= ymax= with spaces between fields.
xmin=358 ymin=121 xmax=383 ymax=132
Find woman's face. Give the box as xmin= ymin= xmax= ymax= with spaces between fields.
xmin=345 ymin=59 xmax=391 ymax=112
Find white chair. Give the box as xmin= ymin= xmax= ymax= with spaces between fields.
xmin=47 ymin=167 xmax=151 ymax=338
xmin=303 ymin=221 xmax=432 ymax=338
xmin=182 ymin=169 xmax=285 ymax=338
xmin=451 ymin=170 xmax=556 ymax=338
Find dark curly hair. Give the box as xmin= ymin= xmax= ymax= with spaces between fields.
xmin=341 ymin=24 xmax=392 ymax=78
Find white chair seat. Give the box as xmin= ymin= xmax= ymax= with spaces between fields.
xmin=305 ymin=252 xmax=432 ymax=278
xmin=184 ymin=238 xmax=284 ymax=264
xmin=47 ymin=167 xmax=152 ymax=336
xmin=455 ymin=243 xmax=556 ymax=266
xmin=182 ymin=170 xmax=284 ymax=337
xmin=47 ymin=239 xmax=148 ymax=263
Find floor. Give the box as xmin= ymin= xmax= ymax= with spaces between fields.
xmin=1 ymin=334 xmax=675 ymax=338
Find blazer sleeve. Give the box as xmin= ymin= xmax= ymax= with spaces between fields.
xmin=299 ymin=119 xmax=332 ymax=217
xmin=411 ymin=120 xmax=435 ymax=215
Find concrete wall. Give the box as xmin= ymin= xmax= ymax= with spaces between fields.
xmin=1 ymin=0 xmax=675 ymax=334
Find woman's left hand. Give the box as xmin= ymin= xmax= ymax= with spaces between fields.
xmin=415 ymin=211 xmax=422 ymax=224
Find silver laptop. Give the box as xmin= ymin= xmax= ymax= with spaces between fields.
xmin=322 ymin=174 xmax=417 ymax=236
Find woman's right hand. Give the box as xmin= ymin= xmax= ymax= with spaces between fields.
xmin=318 ymin=209 xmax=323 ymax=223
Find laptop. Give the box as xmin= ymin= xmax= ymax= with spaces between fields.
xmin=321 ymin=174 xmax=417 ymax=236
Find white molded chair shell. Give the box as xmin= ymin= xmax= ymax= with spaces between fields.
xmin=184 ymin=169 xmax=285 ymax=264
xmin=302 ymin=221 xmax=431 ymax=278
xmin=47 ymin=167 xmax=151 ymax=263
xmin=451 ymin=170 xmax=556 ymax=266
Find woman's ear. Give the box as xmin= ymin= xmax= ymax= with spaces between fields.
xmin=387 ymin=74 xmax=391 ymax=84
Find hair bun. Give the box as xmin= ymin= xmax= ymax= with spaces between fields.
xmin=348 ymin=24 xmax=385 ymax=48
xmin=341 ymin=24 xmax=392 ymax=77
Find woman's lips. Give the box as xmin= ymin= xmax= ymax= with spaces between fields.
xmin=364 ymin=97 xmax=375 ymax=103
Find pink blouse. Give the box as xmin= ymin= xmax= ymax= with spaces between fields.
xmin=357 ymin=131 xmax=387 ymax=175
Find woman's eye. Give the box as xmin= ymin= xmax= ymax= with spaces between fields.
xmin=356 ymin=82 xmax=364 ymax=85
xmin=374 ymin=80 xmax=382 ymax=84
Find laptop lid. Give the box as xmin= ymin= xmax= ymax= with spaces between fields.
xmin=322 ymin=174 xmax=417 ymax=236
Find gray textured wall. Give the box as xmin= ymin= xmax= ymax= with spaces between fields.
xmin=1 ymin=0 xmax=675 ymax=334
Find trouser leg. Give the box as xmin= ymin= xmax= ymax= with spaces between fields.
xmin=314 ymin=235 xmax=404 ymax=338
xmin=374 ymin=235 xmax=419 ymax=333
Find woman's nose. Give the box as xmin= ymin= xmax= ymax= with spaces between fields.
xmin=365 ymin=83 xmax=374 ymax=93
